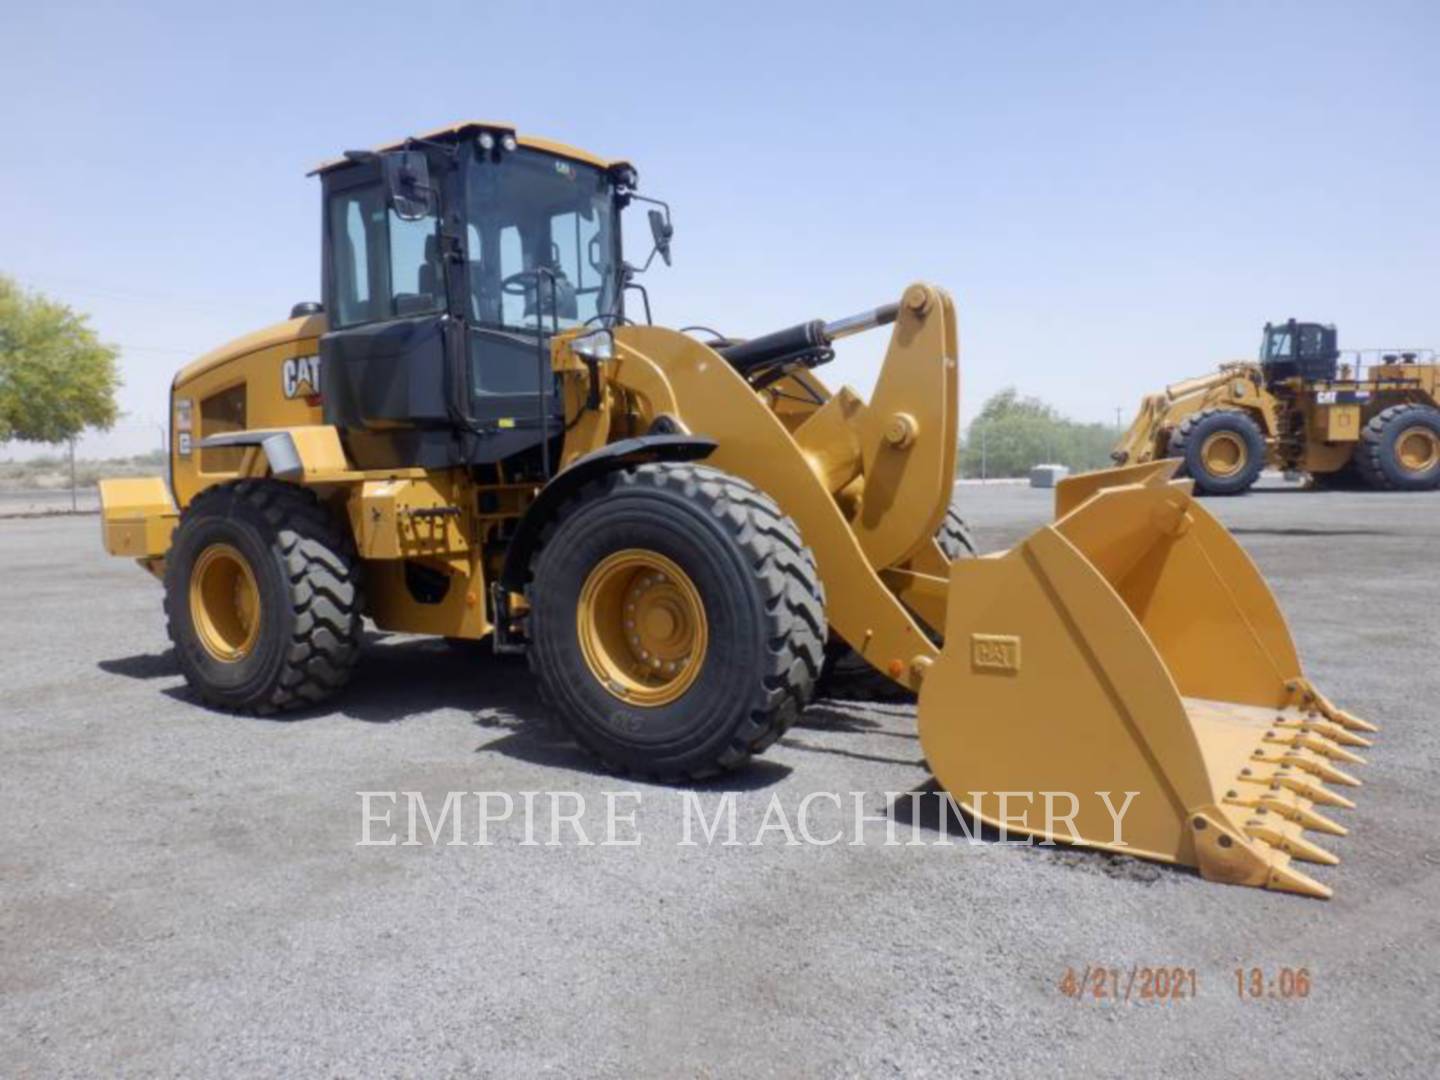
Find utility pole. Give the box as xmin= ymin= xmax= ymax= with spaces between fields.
xmin=68 ymin=438 xmax=77 ymax=513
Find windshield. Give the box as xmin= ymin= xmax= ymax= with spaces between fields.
xmin=1262 ymin=324 xmax=1329 ymax=365
xmin=465 ymin=147 xmax=620 ymax=333
xmin=1261 ymin=328 xmax=1292 ymax=362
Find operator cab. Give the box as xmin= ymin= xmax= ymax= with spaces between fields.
xmin=310 ymin=122 xmax=663 ymax=473
xmin=1260 ymin=319 xmax=1339 ymax=383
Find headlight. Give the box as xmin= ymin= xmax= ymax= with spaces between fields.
xmin=477 ymin=132 xmax=496 ymax=151
xmin=501 ymin=134 xmax=518 ymax=153
xmin=571 ymin=329 xmax=614 ymax=362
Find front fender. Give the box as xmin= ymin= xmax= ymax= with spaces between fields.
xmin=497 ymin=434 xmax=717 ymax=592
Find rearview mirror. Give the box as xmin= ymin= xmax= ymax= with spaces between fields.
xmin=382 ymin=151 xmax=434 ymax=221
xmin=648 ymin=208 xmax=673 ymax=267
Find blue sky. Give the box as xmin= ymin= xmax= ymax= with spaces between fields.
xmin=2 ymin=0 xmax=1436 ymax=457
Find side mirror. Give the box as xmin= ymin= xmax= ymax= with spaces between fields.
xmin=648 ymin=208 xmax=673 ymax=267
xmin=382 ymin=150 xmax=434 ymax=221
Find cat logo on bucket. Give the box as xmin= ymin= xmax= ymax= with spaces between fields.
xmin=282 ymin=355 xmax=322 ymax=402
xmin=971 ymin=633 xmax=1021 ymax=673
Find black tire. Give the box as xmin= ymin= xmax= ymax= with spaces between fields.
xmin=164 ymin=480 xmax=363 ymax=714
xmin=1169 ymin=408 xmax=1266 ymax=495
xmin=525 ymin=463 xmax=825 ymax=780
xmin=817 ymin=495 xmax=975 ymax=700
xmin=1354 ymin=404 xmax=1440 ymax=491
xmin=936 ymin=502 xmax=978 ymax=560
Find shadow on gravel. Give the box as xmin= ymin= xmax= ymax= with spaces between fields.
xmin=800 ymin=701 xmax=918 ymax=739
xmin=98 ymin=650 xmax=180 ymax=679
xmin=475 ymin=717 xmax=795 ymax=790
xmin=126 ymin=633 xmax=545 ymax=728
xmin=1229 ymin=527 xmax=1395 ymax=538
xmin=678 ymin=759 xmax=795 ymax=792
xmin=98 ymin=633 xmax=842 ymax=792
xmin=128 ymin=631 xmax=795 ymax=789
xmin=335 ymin=635 xmax=539 ymax=725
xmin=779 ymin=696 xmax=924 ymax=767
xmin=778 ymin=736 xmax=923 ymax=768
xmin=891 ymin=780 xmax=1168 ymax=886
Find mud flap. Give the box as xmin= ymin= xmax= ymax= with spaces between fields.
xmin=916 ymin=466 xmax=1375 ymax=898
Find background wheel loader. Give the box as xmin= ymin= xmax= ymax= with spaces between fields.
xmin=1112 ymin=320 xmax=1440 ymax=494
xmin=98 ymin=122 xmax=1374 ymax=897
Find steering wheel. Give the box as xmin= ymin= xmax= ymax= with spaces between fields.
xmin=582 ymin=312 xmax=631 ymax=328
xmin=501 ymin=270 xmax=542 ymax=296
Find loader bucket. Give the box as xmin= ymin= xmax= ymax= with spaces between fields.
xmin=916 ymin=464 xmax=1376 ymax=898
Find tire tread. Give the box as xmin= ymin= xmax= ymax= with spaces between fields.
xmin=1169 ymin=407 xmax=1266 ymax=495
xmin=526 ymin=463 xmax=825 ymax=780
xmin=165 ymin=480 xmax=362 ymax=714
xmin=1354 ymin=403 xmax=1440 ymax=491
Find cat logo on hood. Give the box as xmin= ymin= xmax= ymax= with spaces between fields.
xmin=282 ymin=355 xmax=322 ymax=402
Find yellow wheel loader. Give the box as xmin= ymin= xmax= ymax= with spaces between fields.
xmin=1113 ymin=320 xmax=1440 ymax=495
xmin=98 ymin=122 xmax=1376 ymax=897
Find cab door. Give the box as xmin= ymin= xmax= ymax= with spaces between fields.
xmin=319 ymin=158 xmax=454 ymax=468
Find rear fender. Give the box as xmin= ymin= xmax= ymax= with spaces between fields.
xmin=196 ymin=425 xmax=352 ymax=482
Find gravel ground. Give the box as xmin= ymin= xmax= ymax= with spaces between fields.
xmin=2 ymin=480 xmax=1437 ymax=1077
xmin=0 ymin=489 xmax=98 ymax=517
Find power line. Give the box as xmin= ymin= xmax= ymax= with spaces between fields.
xmin=16 ymin=273 xmax=298 ymax=328
xmin=16 ymin=273 xmax=241 ymax=315
xmin=116 ymin=344 xmax=205 ymax=357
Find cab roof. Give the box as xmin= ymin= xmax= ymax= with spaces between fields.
xmin=310 ymin=120 xmax=631 ymax=176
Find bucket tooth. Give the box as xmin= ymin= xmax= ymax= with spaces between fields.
xmin=1312 ymin=722 xmax=1372 ymax=750
xmin=1274 ymin=716 xmax=1373 ymax=749
xmin=1245 ymin=821 xmax=1340 ymax=866
xmin=1190 ymin=809 xmax=1333 ymax=898
xmin=1274 ymin=772 xmax=1357 ymax=809
xmin=1259 ymin=797 xmax=1347 ymax=837
xmin=1292 ymin=682 xmax=1380 ymax=734
xmin=1229 ymin=786 xmax=1348 ymax=836
xmin=1283 ymin=752 xmax=1362 ymax=788
xmin=1293 ymin=734 xmax=1367 ymax=766
xmin=1329 ymin=708 xmax=1380 ymax=735
xmin=1264 ymin=862 xmax=1334 ymax=900
xmin=1264 ymin=729 xmax=1368 ymax=766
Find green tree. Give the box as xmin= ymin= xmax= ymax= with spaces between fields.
xmin=960 ymin=388 xmax=1117 ymax=478
xmin=0 ymin=275 xmax=121 ymax=444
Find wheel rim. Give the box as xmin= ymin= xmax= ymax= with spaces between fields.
xmin=1200 ymin=431 xmax=1247 ymax=478
xmin=576 ymin=549 xmax=708 ymax=707
xmin=1395 ymin=425 xmax=1439 ymax=474
xmin=190 ymin=543 xmax=261 ymax=663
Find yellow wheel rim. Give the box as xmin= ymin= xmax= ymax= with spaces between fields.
xmin=1396 ymin=425 xmax=1439 ymax=474
xmin=576 ymin=549 xmax=708 ymax=707
xmin=189 ymin=543 xmax=261 ymax=663
xmin=1200 ymin=430 xmax=1247 ymax=478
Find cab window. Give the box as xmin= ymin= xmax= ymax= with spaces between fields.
xmin=327 ymin=184 xmax=444 ymax=329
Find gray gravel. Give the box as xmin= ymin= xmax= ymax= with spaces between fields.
xmin=2 ymin=480 xmax=1437 ymax=1077
xmin=0 ymin=489 xmax=97 ymax=516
